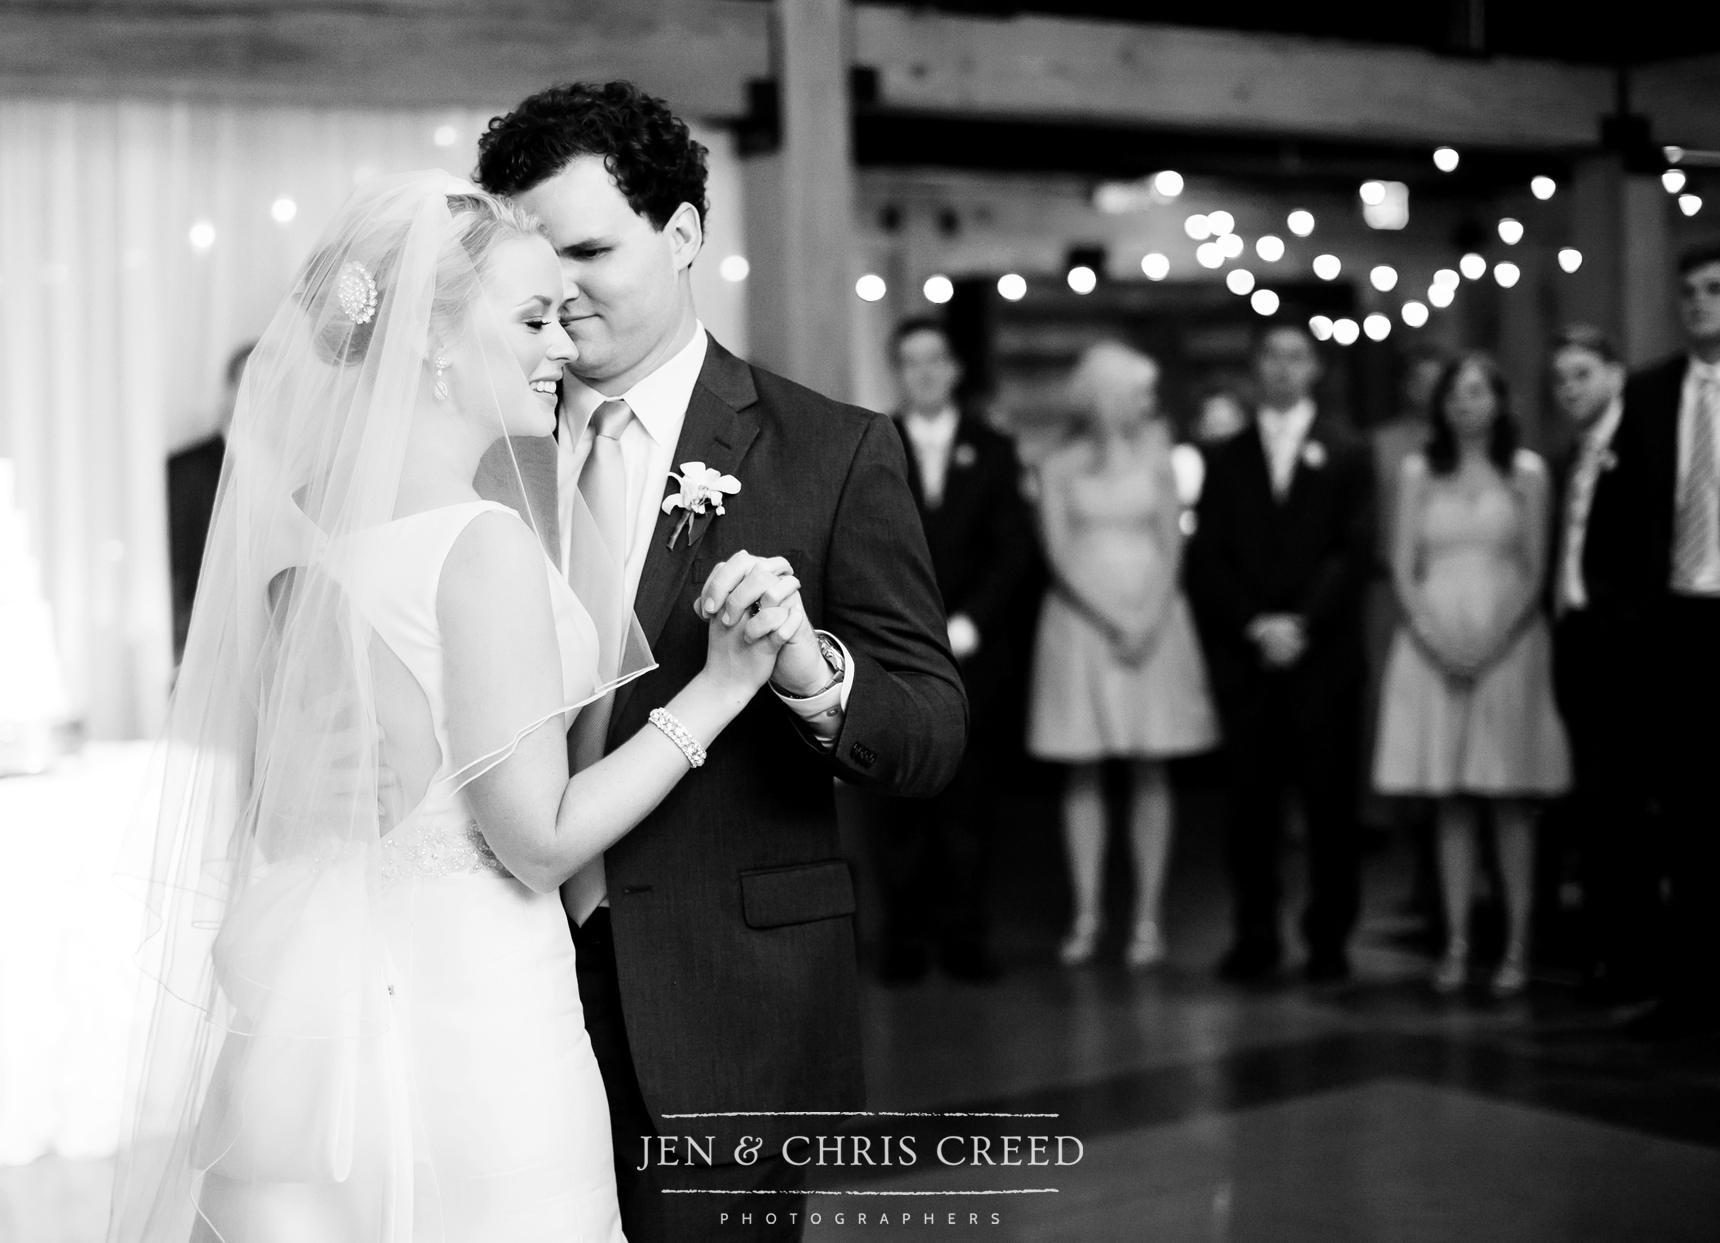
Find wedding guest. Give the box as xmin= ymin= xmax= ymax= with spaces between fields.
xmin=867 ymin=317 xmax=1042 ymax=983
xmin=1608 ymin=242 xmax=1720 ymax=1037
xmin=166 ymin=341 xmax=252 ymax=660
xmin=1547 ymin=326 xmax=1658 ymax=1004
xmin=1186 ymin=324 xmax=1374 ymax=983
xmin=1029 ymin=342 xmax=1218 ymax=968
xmin=1373 ymin=353 xmax=1570 ymax=997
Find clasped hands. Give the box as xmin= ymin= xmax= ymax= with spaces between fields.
xmin=1246 ymin=613 xmax=1307 ymax=669
xmin=694 ymin=551 xmax=832 ymax=696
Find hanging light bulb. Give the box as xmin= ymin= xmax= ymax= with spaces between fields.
xmin=1308 ymin=315 xmax=1335 ymax=341
xmin=997 ymin=273 xmax=1027 ymax=301
xmin=1250 ymin=289 xmax=1280 ymax=316
xmin=922 ymin=274 xmax=953 ymax=303
xmin=1287 ymin=210 xmax=1315 ymax=237
xmin=1185 ymin=214 xmax=1213 ymax=240
xmin=1226 ymin=269 xmax=1256 ymax=295
xmin=1493 ymin=261 xmax=1521 ymax=288
xmin=1140 ymin=252 xmax=1170 ymax=281
xmin=1531 ymin=176 xmax=1556 ymax=200
xmin=1498 ymin=218 xmax=1525 ymax=245
xmin=1428 ymin=283 xmax=1455 ymax=308
xmin=1312 ymin=254 xmax=1342 ymax=281
xmin=1401 ymin=301 xmax=1429 ymax=327
xmin=1557 ymin=249 xmax=1583 ymax=274
xmin=1433 ymin=147 xmax=1460 ymax=172
xmin=1255 ymin=235 xmax=1285 ymax=262
xmin=1363 ymin=313 xmax=1392 ymax=341
xmin=1332 ymin=318 xmax=1361 ymax=345
xmin=1370 ymin=265 xmax=1399 ymax=292
xmin=1460 ymin=253 xmax=1487 ymax=280
xmin=1663 ymin=169 xmax=1688 ymax=194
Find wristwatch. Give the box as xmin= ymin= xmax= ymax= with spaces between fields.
xmin=775 ymin=630 xmax=845 ymax=699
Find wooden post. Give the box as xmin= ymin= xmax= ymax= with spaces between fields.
xmin=776 ymin=0 xmax=855 ymax=401
xmin=1564 ymin=155 xmax=1681 ymax=369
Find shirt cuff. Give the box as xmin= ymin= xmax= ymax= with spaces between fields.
xmin=772 ymin=631 xmax=854 ymax=749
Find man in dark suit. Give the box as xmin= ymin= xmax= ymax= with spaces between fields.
xmin=862 ymin=317 xmax=1040 ymax=984
xmin=476 ymin=83 xmax=966 ymax=1239
xmin=166 ymin=342 xmax=252 ymax=660
xmin=1546 ymin=325 xmax=1659 ymax=1005
xmin=1186 ymin=324 xmax=1375 ymax=983
xmin=1603 ymin=243 xmax=1720 ymax=1037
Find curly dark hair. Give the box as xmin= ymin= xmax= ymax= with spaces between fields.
xmin=1424 ymin=351 xmax=1520 ymax=477
xmin=475 ymin=81 xmax=709 ymax=230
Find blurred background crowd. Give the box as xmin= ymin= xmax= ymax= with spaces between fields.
xmin=3 ymin=2 xmax=1720 ymax=1238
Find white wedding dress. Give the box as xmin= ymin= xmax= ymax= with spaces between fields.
xmin=193 ymin=501 xmax=627 ymax=1242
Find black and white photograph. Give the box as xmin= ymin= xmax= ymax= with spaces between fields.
xmin=1 ymin=3 xmax=1718 ymax=1240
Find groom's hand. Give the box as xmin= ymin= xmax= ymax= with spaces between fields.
xmin=697 ymin=551 xmax=832 ymax=695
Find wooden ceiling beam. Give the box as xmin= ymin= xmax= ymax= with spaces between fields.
xmin=855 ymin=9 xmax=1620 ymax=150
xmin=0 ymin=2 xmax=769 ymax=117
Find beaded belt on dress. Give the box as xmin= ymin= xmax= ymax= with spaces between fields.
xmin=378 ymin=810 xmax=513 ymax=883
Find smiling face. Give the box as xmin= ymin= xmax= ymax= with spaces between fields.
xmin=517 ymin=154 xmax=702 ymax=393
xmin=448 ymin=234 xmax=575 ymax=439
xmin=1443 ymin=359 xmax=1500 ymax=441
xmin=1551 ymin=345 xmax=1623 ymax=431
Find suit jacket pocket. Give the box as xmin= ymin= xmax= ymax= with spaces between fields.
xmin=739 ymin=860 xmax=856 ymax=930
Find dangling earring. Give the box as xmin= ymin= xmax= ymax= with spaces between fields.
xmin=433 ymin=355 xmax=451 ymax=401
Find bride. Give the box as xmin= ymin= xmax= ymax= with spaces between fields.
xmin=107 ymin=172 xmax=803 ymax=1241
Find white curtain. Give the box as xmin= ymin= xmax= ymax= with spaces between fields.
xmin=0 ymin=97 xmax=747 ymax=739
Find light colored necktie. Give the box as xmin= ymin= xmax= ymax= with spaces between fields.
xmin=1558 ymin=436 xmax=1606 ymax=614
xmin=563 ymin=399 xmax=633 ymax=927
xmin=1672 ymin=375 xmax=1720 ymax=590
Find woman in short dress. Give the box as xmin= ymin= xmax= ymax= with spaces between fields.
xmin=1029 ymin=342 xmax=1219 ymax=968
xmin=1373 ymin=352 xmax=1570 ymax=997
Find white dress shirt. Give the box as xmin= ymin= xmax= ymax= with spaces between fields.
xmin=1672 ymin=356 xmax=1720 ymax=596
xmin=1258 ymin=399 xmax=1317 ymax=498
xmin=1557 ymin=396 xmax=1624 ymax=613
xmin=902 ymin=405 xmax=961 ymax=507
xmin=557 ymin=323 xmax=851 ymax=737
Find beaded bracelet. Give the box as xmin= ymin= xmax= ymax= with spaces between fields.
xmin=649 ymin=707 xmax=707 ymax=769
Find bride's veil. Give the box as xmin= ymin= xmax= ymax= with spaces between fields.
xmin=106 ymin=171 xmax=651 ymax=1239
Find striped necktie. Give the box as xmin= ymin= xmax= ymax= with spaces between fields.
xmin=1672 ymin=374 xmax=1720 ymax=591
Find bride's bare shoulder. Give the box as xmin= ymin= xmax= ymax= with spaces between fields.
xmin=437 ymin=509 xmax=554 ymax=633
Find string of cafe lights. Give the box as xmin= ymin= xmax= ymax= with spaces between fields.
xmin=856 ymin=143 xmax=1705 ymax=348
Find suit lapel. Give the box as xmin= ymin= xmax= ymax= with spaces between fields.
xmin=1280 ymin=413 xmax=1338 ymax=513
xmin=610 ymin=342 xmax=760 ymax=736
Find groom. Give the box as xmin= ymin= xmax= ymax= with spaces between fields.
xmin=475 ymin=82 xmax=967 ymax=1240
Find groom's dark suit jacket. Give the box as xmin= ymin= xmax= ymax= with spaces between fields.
xmin=507 ymin=339 xmax=967 ymax=1153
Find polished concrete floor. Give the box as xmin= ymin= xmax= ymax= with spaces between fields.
xmin=4 ymin=773 xmax=1717 ymax=1242
xmin=802 ymin=774 xmax=1720 ymax=1241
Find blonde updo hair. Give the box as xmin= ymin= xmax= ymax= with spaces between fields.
xmin=297 ymin=189 xmax=544 ymax=366
xmin=1068 ymin=340 xmax=1161 ymax=437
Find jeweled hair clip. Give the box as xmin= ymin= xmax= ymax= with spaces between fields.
xmin=334 ymin=260 xmax=378 ymax=325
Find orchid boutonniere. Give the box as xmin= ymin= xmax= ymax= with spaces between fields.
xmin=1300 ymin=440 xmax=1327 ymax=469
xmin=662 ymin=461 xmax=741 ymax=549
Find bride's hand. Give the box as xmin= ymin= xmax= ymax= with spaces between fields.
xmin=697 ymin=553 xmax=804 ymax=697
